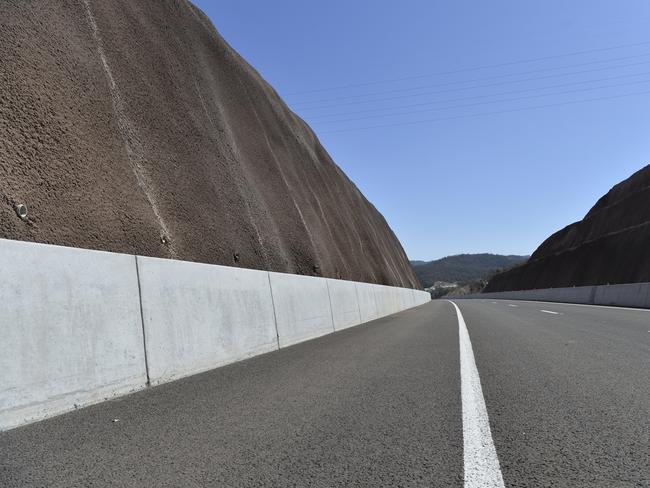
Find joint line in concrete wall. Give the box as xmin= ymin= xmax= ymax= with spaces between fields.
xmin=588 ymin=286 xmax=597 ymax=304
xmin=325 ymin=280 xmax=336 ymax=332
xmin=354 ymin=282 xmax=363 ymax=324
xmin=266 ymin=273 xmax=281 ymax=349
xmin=134 ymin=256 xmax=151 ymax=386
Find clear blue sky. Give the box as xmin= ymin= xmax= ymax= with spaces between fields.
xmin=192 ymin=0 xmax=650 ymax=261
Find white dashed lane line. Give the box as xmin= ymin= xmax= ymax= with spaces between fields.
xmin=539 ymin=310 xmax=561 ymax=315
xmin=507 ymin=304 xmax=518 ymax=308
xmin=489 ymin=299 xmax=650 ymax=313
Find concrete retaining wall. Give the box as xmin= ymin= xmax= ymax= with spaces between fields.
xmin=374 ymin=285 xmax=395 ymax=318
xmin=269 ymin=271 xmax=334 ymax=348
xmin=136 ymin=256 xmax=279 ymax=385
xmin=593 ymin=282 xmax=650 ymax=308
xmin=356 ymin=282 xmax=380 ymax=322
xmin=0 ymin=238 xmax=430 ymax=430
xmin=326 ymin=278 xmax=362 ymax=331
xmin=460 ymin=282 xmax=650 ymax=309
xmin=412 ymin=287 xmax=429 ymax=307
xmin=0 ymin=240 xmax=147 ymax=431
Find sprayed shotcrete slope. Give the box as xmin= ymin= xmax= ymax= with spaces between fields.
xmin=486 ymin=164 xmax=650 ymax=291
xmin=0 ymin=0 xmax=420 ymax=288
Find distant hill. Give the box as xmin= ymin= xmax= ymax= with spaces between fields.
xmin=411 ymin=254 xmax=529 ymax=288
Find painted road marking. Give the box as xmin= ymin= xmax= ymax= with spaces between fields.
xmin=448 ymin=301 xmax=505 ymax=488
xmin=488 ymin=299 xmax=650 ymax=313
xmin=540 ymin=310 xmax=560 ymax=315
xmin=508 ymin=304 xmax=518 ymax=307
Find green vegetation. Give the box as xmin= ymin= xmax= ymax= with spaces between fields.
xmin=411 ymin=253 xmax=529 ymax=289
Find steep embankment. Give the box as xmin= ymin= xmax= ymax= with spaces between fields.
xmin=0 ymin=0 xmax=420 ymax=288
xmin=486 ymin=165 xmax=650 ymax=291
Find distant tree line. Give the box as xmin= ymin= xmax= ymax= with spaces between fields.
xmin=412 ymin=253 xmax=529 ymax=288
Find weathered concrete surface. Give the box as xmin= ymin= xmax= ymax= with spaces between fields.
xmin=0 ymin=0 xmax=421 ymax=290
xmin=356 ymin=282 xmax=380 ymax=323
xmin=466 ymin=287 xmax=594 ymax=304
xmin=593 ymin=282 xmax=650 ymax=308
xmin=136 ymin=256 xmax=278 ymax=385
xmin=326 ymin=278 xmax=361 ymax=331
xmin=464 ymin=282 xmax=650 ymax=309
xmin=269 ymin=272 xmax=334 ymax=347
xmin=0 ymin=239 xmax=146 ymax=431
xmin=0 ymin=237 xmax=430 ymax=431
xmin=373 ymin=285 xmax=392 ymax=318
xmin=413 ymin=288 xmax=430 ymax=307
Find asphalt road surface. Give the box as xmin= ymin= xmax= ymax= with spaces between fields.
xmin=1 ymin=299 xmax=648 ymax=487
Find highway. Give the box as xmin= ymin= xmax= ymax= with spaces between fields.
xmin=1 ymin=299 xmax=648 ymax=487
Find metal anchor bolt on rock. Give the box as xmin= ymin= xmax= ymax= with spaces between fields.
xmin=14 ymin=203 xmax=28 ymax=220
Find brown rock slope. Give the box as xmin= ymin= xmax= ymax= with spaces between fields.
xmin=485 ymin=164 xmax=650 ymax=291
xmin=0 ymin=0 xmax=420 ymax=288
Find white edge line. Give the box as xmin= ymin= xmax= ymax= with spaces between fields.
xmin=448 ymin=300 xmax=505 ymax=488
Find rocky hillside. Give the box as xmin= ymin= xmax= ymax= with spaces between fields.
xmin=486 ymin=165 xmax=650 ymax=291
xmin=0 ymin=0 xmax=420 ymax=288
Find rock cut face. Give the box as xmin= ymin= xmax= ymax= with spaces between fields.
xmin=0 ymin=0 xmax=420 ymax=288
xmin=485 ymin=165 xmax=650 ymax=291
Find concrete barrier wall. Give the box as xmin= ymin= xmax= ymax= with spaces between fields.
xmin=414 ymin=287 xmax=430 ymax=306
xmin=136 ymin=256 xmax=279 ymax=385
xmin=356 ymin=282 xmax=380 ymax=322
xmin=593 ymin=282 xmax=650 ymax=308
xmin=461 ymin=282 xmax=650 ymax=309
xmin=0 ymin=240 xmax=147 ymax=431
xmin=0 ymin=238 xmax=430 ymax=430
xmin=326 ymin=278 xmax=362 ymax=331
xmin=269 ymin=272 xmax=334 ymax=347
xmin=375 ymin=285 xmax=395 ymax=318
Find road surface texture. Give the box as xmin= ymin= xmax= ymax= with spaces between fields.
xmin=1 ymin=299 xmax=648 ymax=487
